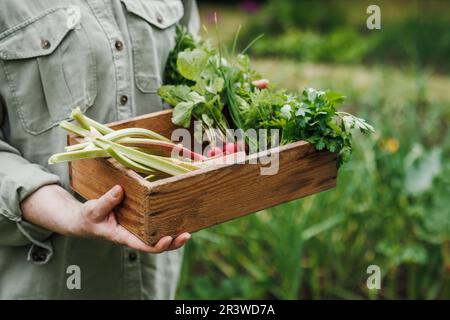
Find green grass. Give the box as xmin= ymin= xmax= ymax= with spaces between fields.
xmin=176 ymin=59 xmax=450 ymax=299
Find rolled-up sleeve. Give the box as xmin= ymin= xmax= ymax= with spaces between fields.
xmin=0 ymin=99 xmax=60 ymax=249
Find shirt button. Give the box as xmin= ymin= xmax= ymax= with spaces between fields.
xmin=31 ymin=247 xmax=49 ymax=262
xmin=120 ymin=95 xmax=128 ymax=105
xmin=129 ymin=252 xmax=137 ymax=261
xmin=156 ymin=14 xmax=163 ymax=24
xmin=115 ymin=40 xmax=124 ymax=51
xmin=41 ymin=39 xmax=51 ymax=49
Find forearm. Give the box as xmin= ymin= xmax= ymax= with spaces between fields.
xmin=0 ymin=113 xmax=61 ymax=246
xmin=20 ymin=184 xmax=81 ymax=237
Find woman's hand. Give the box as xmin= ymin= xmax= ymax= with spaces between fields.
xmin=21 ymin=184 xmax=190 ymax=253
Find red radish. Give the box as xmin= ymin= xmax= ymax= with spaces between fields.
xmin=252 ymin=78 xmax=269 ymax=89
xmin=207 ymin=146 xmax=223 ymax=158
xmin=224 ymin=142 xmax=237 ymax=154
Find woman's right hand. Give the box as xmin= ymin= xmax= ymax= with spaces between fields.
xmin=21 ymin=184 xmax=190 ymax=253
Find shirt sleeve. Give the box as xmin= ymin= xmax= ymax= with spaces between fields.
xmin=0 ymin=98 xmax=60 ymax=250
xmin=180 ymin=0 xmax=200 ymax=35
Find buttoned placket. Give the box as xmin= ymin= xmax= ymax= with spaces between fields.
xmin=86 ymin=0 xmax=133 ymax=122
xmin=86 ymin=0 xmax=142 ymax=299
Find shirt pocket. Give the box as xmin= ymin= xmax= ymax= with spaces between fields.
xmin=0 ymin=6 xmax=97 ymax=135
xmin=121 ymin=0 xmax=184 ymax=93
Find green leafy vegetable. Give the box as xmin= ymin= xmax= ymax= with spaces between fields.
xmin=159 ymin=25 xmax=374 ymax=167
xmin=172 ymin=91 xmax=206 ymax=127
xmin=164 ymin=25 xmax=198 ymax=85
xmin=177 ymin=49 xmax=209 ymax=81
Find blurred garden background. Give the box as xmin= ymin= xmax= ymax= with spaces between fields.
xmin=177 ymin=0 xmax=450 ymax=299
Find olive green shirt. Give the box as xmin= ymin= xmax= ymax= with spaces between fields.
xmin=0 ymin=0 xmax=199 ymax=299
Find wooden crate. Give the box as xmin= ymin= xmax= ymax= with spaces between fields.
xmin=68 ymin=109 xmax=337 ymax=245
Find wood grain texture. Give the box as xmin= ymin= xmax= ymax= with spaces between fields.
xmin=68 ymin=131 xmax=151 ymax=239
xmin=68 ymin=110 xmax=337 ymax=245
xmin=69 ymin=156 xmax=150 ymax=240
xmin=144 ymin=142 xmax=337 ymax=244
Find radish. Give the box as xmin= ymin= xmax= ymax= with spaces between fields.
xmin=223 ymin=142 xmax=237 ymax=154
xmin=252 ymin=78 xmax=269 ymax=89
xmin=207 ymin=146 xmax=223 ymax=158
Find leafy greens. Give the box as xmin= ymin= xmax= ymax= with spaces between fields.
xmin=159 ymin=25 xmax=374 ymax=167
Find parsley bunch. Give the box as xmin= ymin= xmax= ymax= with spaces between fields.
xmin=249 ymin=88 xmax=374 ymax=167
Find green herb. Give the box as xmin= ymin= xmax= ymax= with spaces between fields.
xmin=255 ymin=88 xmax=374 ymax=166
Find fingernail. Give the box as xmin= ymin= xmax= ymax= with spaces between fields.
xmin=184 ymin=234 xmax=191 ymax=240
xmin=110 ymin=185 xmax=122 ymax=197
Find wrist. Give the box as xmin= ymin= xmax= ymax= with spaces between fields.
xmin=21 ymin=184 xmax=84 ymax=237
xmin=63 ymin=198 xmax=86 ymax=237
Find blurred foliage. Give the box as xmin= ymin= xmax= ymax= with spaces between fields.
xmin=249 ymin=28 xmax=372 ymax=63
xmin=176 ymin=1 xmax=450 ymax=299
xmin=255 ymin=0 xmax=345 ymax=33
xmin=237 ymin=0 xmax=450 ymax=72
